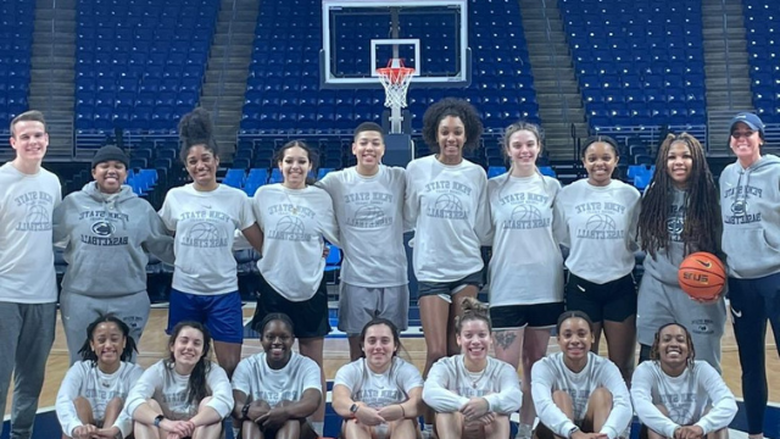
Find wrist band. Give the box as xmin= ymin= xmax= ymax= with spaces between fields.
xmin=399 ymin=404 xmax=406 ymax=418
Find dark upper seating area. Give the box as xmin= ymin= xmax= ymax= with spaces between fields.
xmin=74 ymin=0 xmax=218 ymax=134
xmin=746 ymin=0 xmax=780 ymax=123
xmin=560 ymin=0 xmax=707 ymax=129
xmin=0 ymin=0 xmax=34 ymax=122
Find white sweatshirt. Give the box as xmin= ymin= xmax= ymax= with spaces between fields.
xmin=422 ymin=355 xmax=522 ymax=415
xmin=555 ymin=179 xmax=641 ymax=284
xmin=159 ymin=184 xmax=255 ymax=295
xmin=532 ymin=352 xmax=632 ymax=439
xmin=56 ymin=361 xmax=143 ymax=438
xmin=125 ymin=360 xmax=234 ymax=421
xmin=405 ymin=155 xmax=491 ymax=282
xmin=253 ymin=184 xmax=340 ymax=301
xmin=316 ymin=166 xmax=408 ymax=287
xmin=0 ymin=163 xmax=61 ymax=303
xmin=232 ymin=352 xmax=321 ymax=407
xmin=631 ymin=361 xmax=737 ymax=438
xmin=334 ymin=357 xmax=424 ymax=408
xmin=488 ymin=173 xmax=564 ymax=306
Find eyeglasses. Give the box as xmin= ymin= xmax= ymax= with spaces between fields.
xmin=731 ymin=131 xmax=755 ymax=139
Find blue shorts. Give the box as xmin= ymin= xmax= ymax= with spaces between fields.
xmin=167 ymin=289 xmax=244 ymax=344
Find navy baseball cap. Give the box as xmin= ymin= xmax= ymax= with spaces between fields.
xmin=729 ymin=112 xmax=765 ymax=136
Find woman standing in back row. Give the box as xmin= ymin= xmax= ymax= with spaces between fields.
xmin=487 ymin=121 xmax=564 ymax=439
xmin=719 ymin=112 xmax=780 ymax=439
xmin=159 ymin=107 xmax=264 ymax=378
xmin=405 ymin=98 xmax=491 ymax=437
xmin=555 ymin=135 xmax=641 ymax=382
xmin=636 ymin=133 xmax=725 ymax=371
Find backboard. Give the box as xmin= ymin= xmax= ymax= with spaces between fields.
xmin=321 ymin=0 xmax=471 ymax=88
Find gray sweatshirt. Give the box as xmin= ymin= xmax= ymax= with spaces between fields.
xmin=719 ymin=154 xmax=780 ymax=279
xmin=53 ymin=182 xmax=174 ymax=297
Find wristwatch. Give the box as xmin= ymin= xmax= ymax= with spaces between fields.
xmin=241 ymin=402 xmax=251 ymax=420
xmin=349 ymin=403 xmax=360 ymax=416
xmin=568 ymin=425 xmax=580 ymax=439
xmin=153 ymin=414 xmax=164 ymax=428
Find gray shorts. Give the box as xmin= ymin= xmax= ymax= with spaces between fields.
xmin=337 ymin=282 xmax=409 ymax=336
xmin=60 ymin=291 xmax=150 ymax=364
xmin=636 ymin=275 xmax=726 ymax=371
xmin=417 ymin=270 xmax=483 ymax=302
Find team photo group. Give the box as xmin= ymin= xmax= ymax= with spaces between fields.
xmin=0 ymin=97 xmax=777 ymax=439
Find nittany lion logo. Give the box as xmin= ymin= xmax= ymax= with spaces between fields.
xmin=666 ymin=216 xmax=684 ymax=235
xmin=91 ymin=220 xmax=114 ymax=236
xmin=730 ymin=200 xmax=747 ymax=216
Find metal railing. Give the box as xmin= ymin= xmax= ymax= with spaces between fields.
xmin=593 ymin=124 xmax=709 ymax=150
xmin=719 ymin=0 xmax=735 ymax=110
xmin=211 ymin=0 xmax=240 ymax=126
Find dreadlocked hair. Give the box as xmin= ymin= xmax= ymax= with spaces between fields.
xmin=638 ymin=133 xmax=720 ymax=258
xmin=165 ymin=321 xmax=213 ymax=406
xmin=178 ymin=107 xmax=218 ymax=164
xmin=455 ymin=296 xmax=491 ymax=334
xmin=649 ymin=323 xmax=696 ymax=370
xmin=78 ymin=314 xmax=138 ymax=366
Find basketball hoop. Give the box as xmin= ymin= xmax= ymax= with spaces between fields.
xmin=376 ymin=58 xmax=415 ymax=109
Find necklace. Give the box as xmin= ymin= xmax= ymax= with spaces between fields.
xmin=463 ymin=360 xmax=488 ymax=388
xmin=282 ymin=186 xmax=300 ymax=215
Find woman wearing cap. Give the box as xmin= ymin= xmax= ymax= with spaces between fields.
xmin=53 ymin=145 xmax=175 ymax=364
xmin=720 ymin=112 xmax=780 ymax=439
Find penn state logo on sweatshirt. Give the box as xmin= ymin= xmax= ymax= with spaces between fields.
xmin=78 ymin=210 xmax=130 ymax=246
xmin=723 ymin=185 xmax=763 ymax=224
xmin=498 ymin=191 xmax=552 ymax=230
xmin=574 ymin=201 xmax=627 ymax=240
xmin=14 ymin=190 xmax=54 ymax=231
xmin=667 ymin=204 xmax=686 ymax=243
xmin=424 ymin=180 xmax=472 ymax=220
xmin=343 ymin=191 xmax=394 ymax=229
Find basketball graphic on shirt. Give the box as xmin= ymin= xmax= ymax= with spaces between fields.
xmin=585 ymin=214 xmax=617 ymax=231
xmin=511 ymin=204 xmax=542 ymax=221
xmin=433 ymin=193 xmax=464 ymax=211
xmin=187 ymin=222 xmax=222 ymax=240
xmin=354 ymin=204 xmax=386 ymax=222
xmin=277 ymin=215 xmax=305 ymax=234
xmin=666 ymin=216 xmax=683 ymax=235
xmin=667 ymin=403 xmax=694 ymax=425
xmin=25 ymin=203 xmax=50 ymax=224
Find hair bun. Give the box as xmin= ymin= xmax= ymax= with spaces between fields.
xmin=178 ymin=107 xmax=215 ymax=149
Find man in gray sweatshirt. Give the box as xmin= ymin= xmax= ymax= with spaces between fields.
xmin=53 ymin=145 xmax=174 ymax=364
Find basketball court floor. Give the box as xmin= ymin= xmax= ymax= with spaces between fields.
xmin=2 ymin=304 xmax=779 ymax=439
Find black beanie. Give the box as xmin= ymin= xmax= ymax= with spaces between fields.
xmin=91 ymin=145 xmax=129 ymax=169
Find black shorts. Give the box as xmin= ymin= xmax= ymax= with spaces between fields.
xmin=251 ymin=274 xmax=331 ymax=339
xmin=417 ymin=270 xmax=483 ymax=299
xmin=565 ymin=272 xmax=636 ymax=323
xmin=490 ymin=302 xmax=564 ymax=330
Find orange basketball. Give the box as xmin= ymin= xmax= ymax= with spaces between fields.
xmin=678 ymin=252 xmax=726 ymax=300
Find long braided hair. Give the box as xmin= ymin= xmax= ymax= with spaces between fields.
xmin=638 ymin=133 xmax=720 ymax=258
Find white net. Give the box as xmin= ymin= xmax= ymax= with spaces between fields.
xmin=377 ymin=59 xmax=414 ymax=109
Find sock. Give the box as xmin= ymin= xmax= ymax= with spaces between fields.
xmin=312 ymin=421 xmax=324 ymax=437
xmin=517 ymin=423 xmax=533 ymax=439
